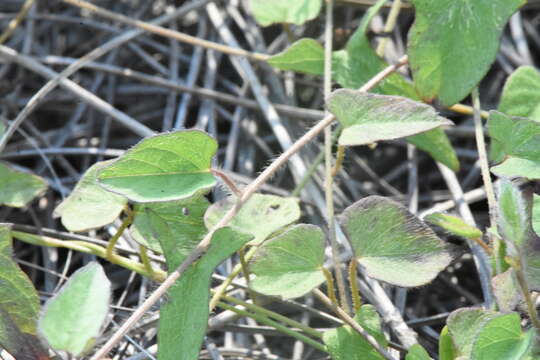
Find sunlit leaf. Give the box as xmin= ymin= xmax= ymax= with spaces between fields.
xmin=499 ymin=66 xmax=540 ymax=121
xmin=446 ymin=308 xmax=496 ymax=359
xmin=0 ymin=225 xmax=48 ymax=360
xmin=425 ymin=212 xmax=482 ymax=239
xmin=268 ymin=38 xmax=324 ymax=75
xmin=54 ymin=160 xmax=127 ymax=231
xmin=249 ymin=224 xmax=326 ymax=299
xmin=204 ymin=194 xmax=301 ymax=245
xmin=408 ymin=0 xmax=525 ymax=106
xmin=249 ymin=0 xmax=322 ymax=26
xmin=323 ymin=304 xmax=387 ymax=360
xmin=0 ymin=162 xmax=47 ymax=208
xmin=157 ymin=228 xmax=252 ymax=360
xmin=491 ymin=158 xmax=540 ymax=180
xmin=98 ymin=130 xmax=217 ymax=203
xmin=439 ymin=326 xmax=457 ymax=360
xmin=340 ymin=196 xmax=454 ymax=287
xmin=39 ymin=262 xmax=110 ymax=356
xmin=406 ymin=344 xmax=432 ymax=360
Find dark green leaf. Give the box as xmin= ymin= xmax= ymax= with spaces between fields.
xmin=98 ymin=130 xmax=217 ymax=203
xmin=340 ymin=196 xmax=454 ymax=287
xmin=249 ymin=224 xmax=326 ymax=299
xmin=39 ymin=262 xmax=110 ymax=356
xmin=0 ymin=162 xmax=47 ymax=208
xmin=408 ymin=0 xmax=525 ymax=106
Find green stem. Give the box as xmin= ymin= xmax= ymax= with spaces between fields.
xmin=349 ymin=260 xmax=361 ymax=313
xmin=322 ymin=267 xmax=338 ymax=306
xmin=106 ymin=207 xmax=134 ymax=261
xmin=238 ymin=247 xmax=258 ymax=303
xmin=217 ymin=301 xmax=327 ymax=353
xmin=139 ymin=245 xmax=156 ymax=279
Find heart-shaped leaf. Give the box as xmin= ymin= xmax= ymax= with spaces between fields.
xmin=408 ymin=0 xmax=525 ymax=106
xmin=130 ymin=196 xmax=208 ymax=254
xmin=0 ymin=162 xmax=47 ymax=208
xmin=39 ymin=262 xmax=111 ymax=356
xmin=499 ymin=66 xmax=540 ymax=121
xmin=340 ymin=196 xmax=454 ymax=287
xmin=249 ymin=224 xmax=326 ymax=299
xmin=323 ymin=304 xmax=388 ymax=360
xmin=327 ymin=90 xmax=453 ymax=147
xmin=54 ymin=160 xmax=127 ymax=231
xmin=204 ymin=194 xmax=301 ymax=245
xmin=249 ymin=0 xmax=322 ymax=26
xmin=157 ymin=227 xmax=252 ymax=360
xmin=98 ymin=130 xmax=217 ymax=203
xmin=0 ymin=225 xmax=48 ymax=360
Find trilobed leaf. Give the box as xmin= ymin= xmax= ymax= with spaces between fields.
xmin=249 ymin=224 xmax=326 ymax=299
xmin=408 ymin=0 xmax=525 ymax=106
xmin=204 ymin=194 xmax=301 ymax=245
xmin=339 ymin=196 xmax=454 ymax=287
xmin=98 ymin=130 xmax=217 ymax=203
xmin=54 ymin=160 xmax=127 ymax=231
xmin=327 ymin=90 xmax=453 ymax=147
xmin=0 ymin=162 xmax=47 ymax=208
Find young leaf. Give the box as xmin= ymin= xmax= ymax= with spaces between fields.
xmin=495 ymin=180 xmax=540 ymax=290
xmin=491 ymin=158 xmax=540 ymax=180
xmin=439 ymin=326 xmax=457 ymax=360
xmin=204 ymin=194 xmax=301 ymax=245
xmin=323 ymin=304 xmax=388 ymax=360
xmin=157 ymin=227 xmax=252 ymax=360
xmin=54 ymin=160 xmax=127 ymax=232
xmin=425 ymin=212 xmax=482 ymax=239
xmin=408 ymin=0 xmax=525 ymax=106
xmin=406 ymin=344 xmax=432 ymax=360
xmin=249 ymin=224 xmax=326 ymax=299
xmin=130 ymin=196 xmax=208 ymax=254
xmin=339 ymin=196 xmax=454 ymax=287
xmin=268 ymin=38 xmax=324 ymax=75
xmin=491 ymin=268 xmax=521 ymax=312
xmin=249 ymin=0 xmax=322 ymax=26
xmin=0 ymin=162 xmax=47 ymax=208
xmin=39 ymin=262 xmax=110 ymax=356
xmin=499 ymin=66 xmax=540 ymax=121
xmin=0 ymin=225 xmax=48 ymax=360
xmin=327 ymin=90 xmax=453 ymax=147
xmin=98 ymin=130 xmax=217 ymax=203
xmin=471 ymin=312 xmax=534 ymax=360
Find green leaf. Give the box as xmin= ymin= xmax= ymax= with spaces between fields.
xmin=130 ymin=196 xmax=208 ymax=254
xmin=496 ymin=180 xmax=540 ymax=290
xmin=249 ymin=0 xmax=322 ymax=26
xmin=491 ymin=158 xmax=540 ymax=180
xmin=204 ymin=194 xmax=301 ymax=245
xmin=406 ymin=130 xmax=460 ymax=172
xmin=491 ymin=268 xmax=521 ymax=313
xmin=0 ymin=225 xmax=48 ymax=360
xmin=323 ymin=304 xmax=387 ymax=360
xmin=446 ymin=308 xmax=497 ymax=358
xmin=98 ymin=130 xmax=217 ymax=203
xmin=157 ymin=227 xmax=252 ymax=360
xmin=339 ymin=196 xmax=454 ymax=287
xmin=471 ymin=312 xmax=534 ymax=360
xmin=39 ymin=262 xmax=110 ymax=356
xmin=439 ymin=326 xmax=457 ymax=360
xmin=249 ymin=224 xmax=326 ymax=299
xmin=499 ymin=66 xmax=540 ymax=121
xmin=54 ymin=160 xmax=127 ymax=231
xmin=0 ymin=162 xmax=47 ymax=208
xmin=406 ymin=344 xmax=432 ymax=360
xmin=408 ymin=0 xmax=525 ymax=106
xmin=532 ymin=194 xmax=540 ymax=235
xmin=268 ymin=38 xmax=324 ymax=75
xmin=425 ymin=212 xmax=482 ymax=239
xmin=327 ymin=90 xmax=453 ymax=147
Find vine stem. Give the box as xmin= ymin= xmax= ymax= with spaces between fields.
xmin=90 ymin=55 xmax=408 ymax=359
xmin=105 ymin=207 xmax=134 ymax=261
xmin=376 ymin=0 xmax=402 ymax=56
xmin=323 ymin=0 xmax=351 ymax=314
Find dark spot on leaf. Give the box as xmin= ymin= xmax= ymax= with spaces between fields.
xmin=182 ymin=208 xmax=189 ymax=216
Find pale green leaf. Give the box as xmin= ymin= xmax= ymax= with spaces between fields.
xmin=0 ymin=225 xmax=48 ymax=359
xmin=268 ymin=38 xmax=324 ymax=75
xmin=406 ymin=344 xmax=432 ymax=360
xmin=408 ymin=0 xmax=525 ymax=106
xmin=98 ymin=130 xmax=217 ymax=203
xmin=249 ymin=0 xmax=322 ymax=26
xmin=158 ymin=228 xmax=252 ymax=360
xmin=327 ymin=90 xmax=453 ymax=147
xmin=446 ymin=308 xmax=497 ymax=358
xmin=491 ymin=268 xmax=521 ymax=313
xmin=39 ymin=262 xmax=111 ymax=356
xmin=340 ymin=196 xmax=453 ymax=287
xmin=425 ymin=212 xmax=482 ymax=239
xmin=499 ymin=66 xmax=540 ymax=121
xmin=249 ymin=224 xmax=326 ymax=299
xmin=130 ymin=196 xmax=208 ymax=254
xmin=439 ymin=326 xmax=457 ymax=360
xmin=204 ymin=194 xmax=301 ymax=245
xmin=491 ymin=158 xmax=540 ymax=179
xmin=532 ymin=194 xmax=540 ymax=235
xmin=0 ymin=162 xmax=47 ymax=208
xmin=54 ymin=160 xmax=127 ymax=231
xmin=323 ymin=304 xmax=387 ymax=360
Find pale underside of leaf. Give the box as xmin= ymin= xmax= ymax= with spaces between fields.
xmin=0 ymin=162 xmax=47 ymax=208
xmin=249 ymin=0 xmax=322 ymax=26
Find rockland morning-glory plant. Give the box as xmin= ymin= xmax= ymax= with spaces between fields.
xmin=1 ymin=0 xmax=540 ymax=359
